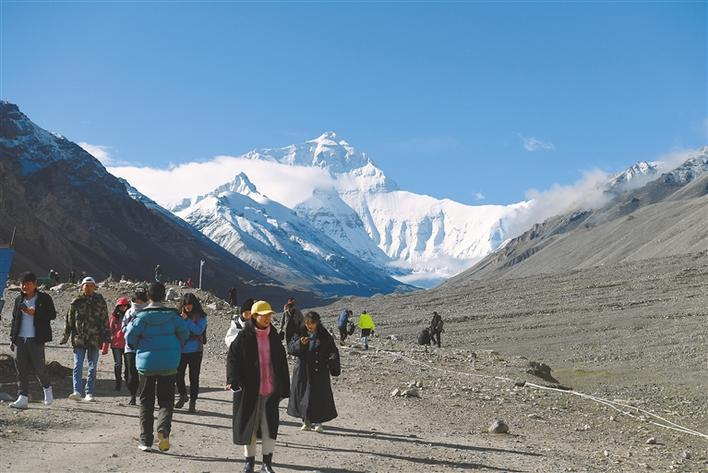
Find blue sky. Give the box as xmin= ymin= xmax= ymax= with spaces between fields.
xmin=2 ymin=1 xmax=706 ymax=205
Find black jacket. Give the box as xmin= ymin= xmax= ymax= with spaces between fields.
xmin=287 ymin=326 xmax=340 ymax=424
xmin=227 ymin=321 xmax=289 ymax=445
xmin=10 ymin=291 xmax=57 ymax=344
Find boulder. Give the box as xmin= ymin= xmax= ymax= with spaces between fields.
xmin=488 ymin=418 xmax=509 ymax=434
xmin=526 ymin=361 xmax=559 ymax=383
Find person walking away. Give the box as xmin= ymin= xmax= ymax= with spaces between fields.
xmin=227 ymin=300 xmax=289 ymax=473
xmin=228 ymin=286 xmax=239 ymax=307
xmin=154 ymin=264 xmax=163 ymax=283
xmin=60 ymin=277 xmax=110 ymax=402
xmin=123 ymin=288 xmax=148 ymax=405
xmin=358 ymin=310 xmax=375 ymax=350
xmin=287 ymin=311 xmax=340 ymax=433
xmin=103 ymin=297 xmax=130 ymax=391
xmin=336 ymin=309 xmax=352 ymax=345
xmin=125 ymin=282 xmax=188 ymax=452
xmin=68 ymin=269 xmax=76 ymax=284
xmin=224 ymin=298 xmax=254 ymax=348
xmin=279 ymin=297 xmax=303 ymax=345
xmin=8 ymin=272 xmax=57 ymax=409
xmin=430 ymin=311 xmax=444 ymax=348
xmin=174 ymin=293 xmax=207 ymax=413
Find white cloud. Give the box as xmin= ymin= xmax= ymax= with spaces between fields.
xmin=78 ymin=142 xmax=114 ymax=165
xmin=505 ymin=168 xmax=610 ymax=238
xmin=519 ymin=134 xmax=555 ymax=152
xmin=108 ymin=156 xmax=335 ymax=209
xmin=474 ymin=192 xmax=485 ymax=200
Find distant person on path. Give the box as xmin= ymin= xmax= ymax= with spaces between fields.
xmin=186 ymin=277 xmax=193 ymax=288
xmin=104 ymin=296 xmax=130 ymax=391
xmin=174 ymin=293 xmax=207 ymax=413
xmin=8 ymin=272 xmax=57 ymax=409
xmin=224 ymin=298 xmax=254 ymax=348
xmin=358 ymin=310 xmax=375 ymax=350
xmin=154 ymin=264 xmax=163 ymax=283
xmin=60 ymin=276 xmax=110 ymax=402
xmin=336 ymin=309 xmax=353 ymax=344
xmin=122 ymin=288 xmax=148 ymax=405
xmin=279 ymin=297 xmax=303 ymax=345
xmin=125 ymin=282 xmax=188 ymax=453
xmin=287 ymin=311 xmax=340 ymax=433
xmin=227 ymin=300 xmax=290 ymax=473
xmin=430 ymin=311 xmax=444 ymax=348
xmin=228 ymin=286 xmax=238 ymax=307
xmin=68 ymin=269 xmax=76 ymax=284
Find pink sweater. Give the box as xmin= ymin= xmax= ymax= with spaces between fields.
xmin=255 ymin=325 xmax=275 ymax=396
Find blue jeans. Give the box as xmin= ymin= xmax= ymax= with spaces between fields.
xmin=73 ymin=347 xmax=99 ymax=395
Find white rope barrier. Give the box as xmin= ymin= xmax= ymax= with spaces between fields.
xmin=361 ymin=346 xmax=708 ymax=441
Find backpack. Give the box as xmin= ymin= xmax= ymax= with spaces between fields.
xmin=417 ymin=328 xmax=431 ymax=345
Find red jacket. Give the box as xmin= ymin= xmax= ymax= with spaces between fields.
xmin=107 ymin=312 xmax=126 ymax=349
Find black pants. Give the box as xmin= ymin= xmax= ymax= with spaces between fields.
xmin=431 ymin=331 xmax=441 ymax=348
xmin=15 ymin=339 xmax=50 ymax=396
xmin=138 ymin=374 xmax=175 ymax=444
xmin=124 ymin=352 xmax=139 ymax=396
xmin=338 ymin=326 xmax=348 ymax=343
xmin=176 ymin=351 xmax=203 ymax=400
xmin=111 ymin=348 xmax=126 ymax=385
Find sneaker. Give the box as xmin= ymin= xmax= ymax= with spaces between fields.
xmin=313 ymin=424 xmax=323 ymax=433
xmin=138 ymin=443 xmax=153 ymax=452
xmin=128 ymin=396 xmax=137 ymax=406
xmin=157 ymin=431 xmax=170 ymax=452
xmin=9 ymin=394 xmax=28 ymax=409
xmin=68 ymin=392 xmax=83 ymax=401
xmin=300 ymin=422 xmax=312 ymax=431
xmin=84 ymin=394 xmax=95 ymax=402
xmin=43 ymin=386 xmax=54 ymax=406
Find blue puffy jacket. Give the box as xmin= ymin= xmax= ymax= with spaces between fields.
xmin=125 ymin=304 xmax=188 ymax=376
xmin=182 ymin=314 xmax=207 ymax=354
xmin=337 ymin=310 xmax=349 ymax=329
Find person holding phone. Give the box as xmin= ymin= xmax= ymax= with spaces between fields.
xmin=8 ymin=272 xmax=57 ymax=409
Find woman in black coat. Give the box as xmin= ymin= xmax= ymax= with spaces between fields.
xmin=287 ymin=311 xmax=340 ymax=432
xmin=226 ymin=301 xmax=289 ymax=473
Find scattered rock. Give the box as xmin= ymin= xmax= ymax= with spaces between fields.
xmin=390 ymin=388 xmax=400 ymax=398
xmin=50 ymin=283 xmax=71 ymax=291
xmin=645 ymin=437 xmax=657 ymax=445
xmin=682 ymin=451 xmax=691 ymax=460
xmin=166 ymin=288 xmax=179 ymax=301
xmin=402 ymin=388 xmax=421 ymax=398
xmin=527 ymin=413 xmax=543 ymax=420
xmin=526 ymin=361 xmax=559 ymax=383
xmin=488 ymin=418 xmax=509 ymax=434
xmin=514 ymin=380 xmax=526 ymax=387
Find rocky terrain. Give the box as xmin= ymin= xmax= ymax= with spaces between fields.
xmin=0 ymin=250 xmax=706 ymax=472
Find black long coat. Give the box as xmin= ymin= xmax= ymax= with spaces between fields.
xmin=287 ymin=326 xmax=340 ymax=424
xmin=227 ymin=322 xmax=290 ymax=445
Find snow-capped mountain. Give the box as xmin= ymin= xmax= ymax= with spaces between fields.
xmin=174 ymin=172 xmax=411 ymax=296
xmin=237 ymin=132 xmax=526 ymax=286
xmin=606 ymin=160 xmax=662 ymax=192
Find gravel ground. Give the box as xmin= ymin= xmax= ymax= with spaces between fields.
xmin=0 ymin=252 xmax=706 ymax=472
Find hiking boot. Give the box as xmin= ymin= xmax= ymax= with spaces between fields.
xmin=157 ymin=431 xmax=170 ymax=452
xmin=128 ymin=396 xmax=137 ymax=406
xmin=43 ymin=386 xmax=54 ymax=406
xmin=188 ymin=400 xmax=196 ymax=413
xmin=68 ymin=392 xmax=83 ymax=401
xmin=260 ymin=453 xmax=275 ymax=473
xmin=9 ymin=394 xmax=28 ymax=409
xmin=242 ymin=456 xmax=255 ymax=473
xmin=174 ymin=395 xmax=188 ymax=409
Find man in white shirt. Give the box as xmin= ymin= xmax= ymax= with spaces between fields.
xmin=8 ymin=272 xmax=57 ymax=409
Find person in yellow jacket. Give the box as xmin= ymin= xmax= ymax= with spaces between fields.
xmin=358 ymin=311 xmax=375 ymax=350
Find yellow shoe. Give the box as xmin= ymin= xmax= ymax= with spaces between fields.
xmin=157 ymin=431 xmax=170 ymax=452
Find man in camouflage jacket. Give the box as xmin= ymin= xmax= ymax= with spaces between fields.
xmin=60 ymin=276 xmax=110 ymax=401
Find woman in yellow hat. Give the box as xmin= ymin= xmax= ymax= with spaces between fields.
xmin=226 ymin=300 xmax=290 ymax=473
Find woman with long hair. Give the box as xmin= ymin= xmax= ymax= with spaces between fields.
xmin=174 ymin=293 xmax=207 ymax=413
xmin=287 ymin=311 xmax=340 ymax=433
